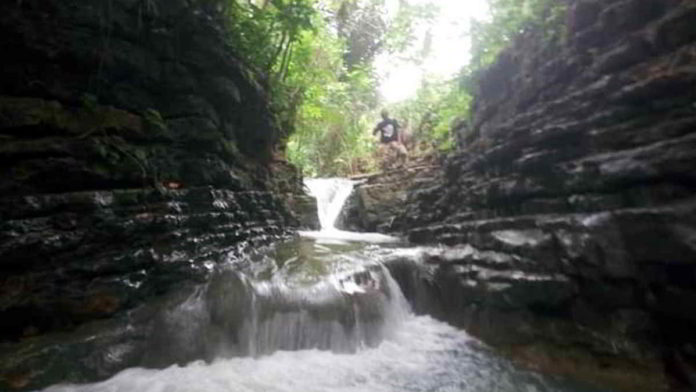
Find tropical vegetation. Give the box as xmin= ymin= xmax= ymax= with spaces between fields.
xmin=214 ymin=0 xmax=568 ymax=176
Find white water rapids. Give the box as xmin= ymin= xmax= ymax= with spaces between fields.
xmin=38 ymin=179 xmax=607 ymax=392
xmin=44 ymin=316 xmax=574 ymax=392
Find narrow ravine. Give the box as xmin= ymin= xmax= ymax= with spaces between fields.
xmin=37 ymin=179 xmax=609 ymax=392
xmin=2 ymin=1 xmax=694 ymax=391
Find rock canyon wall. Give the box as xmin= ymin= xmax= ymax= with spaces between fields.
xmin=0 ymin=0 xmax=302 ymax=353
xmin=392 ymin=1 xmax=696 ymax=390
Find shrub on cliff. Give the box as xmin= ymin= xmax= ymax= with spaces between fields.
xmin=374 ymin=0 xmax=569 ymax=155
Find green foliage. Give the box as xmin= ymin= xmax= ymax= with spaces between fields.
xmin=383 ymin=1 xmax=438 ymax=59
xmin=336 ymin=0 xmax=388 ymax=69
xmin=463 ymin=0 xmax=569 ymax=88
xmin=187 ymin=0 xmax=440 ymax=176
xmin=143 ymin=108 xmax=167 ymax=131
xmin=286 ymin=23 xmax=381 ymax=176
xmin=80 ymin=93 xmax=99 ymax=112
xmin=395 ymin=0 xmax=568 ymax=153
xmin=214 ymin=0 xmax=568 ymax=175
xmin=284 ymin=0 xmax=435 ymax=176
xmin=214 ymin=0 xmax=316 ymax=75
xmin=392 ymin=78 xmax=471 ymax=153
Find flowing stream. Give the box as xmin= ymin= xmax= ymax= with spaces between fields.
xmin=40 ymin=179 xmax=608 ymax=392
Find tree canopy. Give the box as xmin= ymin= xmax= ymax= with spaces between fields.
xmin=214 ymin=0 xmax=568 ymax=177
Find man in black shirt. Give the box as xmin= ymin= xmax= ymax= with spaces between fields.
xmin=373 ymin=109 xmax=407 ymax=168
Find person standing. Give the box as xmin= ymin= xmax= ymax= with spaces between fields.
xmin=373 ymin=109 xmax=407 ymax=168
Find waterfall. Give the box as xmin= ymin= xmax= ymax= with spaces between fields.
xmin=302 ymin=178 xmax=400 ymax=243
xmin=129 ymin=258 xmax=412 ymax=363
xmin=38 ymin=254 xmax=590 ymax=392
xmin=304 ymin=178 xmax=355 ymax=231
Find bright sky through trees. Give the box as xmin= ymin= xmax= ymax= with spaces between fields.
xmin=217 ymin=0 xmax=567 ymax=176
xmin=377 ymin=0 xmax=489 ymax=103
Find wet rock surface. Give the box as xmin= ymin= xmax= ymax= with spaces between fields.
xmin=1 ymin=0 xmax=695 ymax=391
xmin=0 ymin=187 xmax=294 ymax=340
xmin=0 ymin=246 xmax=400 ymax=390
xmin=270 ymin=159 xmax=319 ymax=230
xmin=338 ymin=157 xmax=443 ymax=233
xmin=384 ymin=248 xmax=666 ymax=392
xmin=0 ymin=0 xmax=302 ymax=388
xmin=390 ymin=1 xmax=696 ymax=390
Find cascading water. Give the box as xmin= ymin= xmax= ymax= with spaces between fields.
xmin=304 ymin=178 xmax=356 ymax=230
xmin=36 ymin=179 xmax=609 ymax=392
xmin=301 ymin=178 xmax=400 ymax=243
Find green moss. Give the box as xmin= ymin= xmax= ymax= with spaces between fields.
xmin=0 ymin=96 xmax=144 ymax=137
xmin=221 ymin=140 xmax=241 ymax=159
xmin=92 ymin=162 xmax=112 ymax=177
xmin=112 ymin=189 xmax=143 ymax=206
xmin=143 ymin=108 xmax=167 ymax=132
xmin=12 ymin=164 xmax=33 ymax=181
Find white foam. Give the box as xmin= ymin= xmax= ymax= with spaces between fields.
xmin=43 ymin=313 xmax=596 ymax=392
xmin=40 ymin=251 xmax=602 ymax=392
xmin=299 ymin=229 xmax=401 ymax=244
xmin=301 ymin=177 xmax=402 ymax=244
xmin=41 ymin=316 xmax=490 ymax=392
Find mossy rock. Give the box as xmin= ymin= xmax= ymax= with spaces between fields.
xmin=0 ymin=96 xmax=145 ymax=138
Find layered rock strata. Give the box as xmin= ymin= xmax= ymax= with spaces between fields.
xmin=270 ymin=159 xmax=320 ymax=230
xmin=0 ymin=0 xmax=299 ymax=380
xmin=339 ymin=157 xmax=442 ymax=233
xmin=396 ymin=1 xmax=696 ymax=390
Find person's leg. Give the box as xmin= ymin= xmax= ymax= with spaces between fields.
xmin=383 ymin=142 xmax=396 ymax=168
xmin=390 ymin=141 xmax=408 ymax=167
xmin=397 ymin=142 xmax=407 ymax=158
xmin=380 ymin=143 xmax=393 ymax=159
xmin=378 ymin=143 xmax=390 ymax=170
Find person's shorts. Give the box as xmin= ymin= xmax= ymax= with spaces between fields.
xmin=380 ymin=141 xmax=407 ymax=156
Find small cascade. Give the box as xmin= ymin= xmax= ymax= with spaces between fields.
xmin=30 ymin=179 xmax=606 ymax=392
xmin=130 ymin=255 xmax=412 ymax=364
xmin=302 ymin=178 xmax=400 ymax=243
xmin=304 ymin=178 xmax=356 ymax=230
xmin=38 ymin=247 xmax=600 ymax=392
xmin=35 ymin=237 xmax=608 ymax=392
